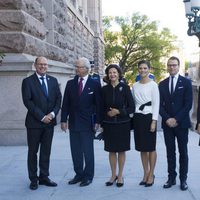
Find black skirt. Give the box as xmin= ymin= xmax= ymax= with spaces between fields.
xmin=133 ymin=113 xmax=156 ymax=152
xmin=103 ymin=122 xmax=131 ymax=152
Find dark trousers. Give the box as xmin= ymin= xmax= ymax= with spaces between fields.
xmin=163 ymin=126 xmax=188 ymax=182
xmin=27 ymin=127 xmax=54 ymax=182
xmin=69 ymin=130 xmax=94 ymax=181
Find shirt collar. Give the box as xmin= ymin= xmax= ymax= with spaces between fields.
xmin=36 ymin=72 xmax=46 ymax=79
xmin=170 ymin=73 xmax=179 ymax=79
xmin=79 ymin=74 xmax=88 ymax=81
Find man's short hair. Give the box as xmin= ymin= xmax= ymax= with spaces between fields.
xmin=77 ymin=57 xmax=91 ymax=69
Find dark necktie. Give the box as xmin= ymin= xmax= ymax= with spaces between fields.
xmin=40 ymin=76 xmax=48 ymax=97
xmin=78 ymin=77 xmax=83 ymax=96
xmin=170 ymin=76 xmax=174 ymax=94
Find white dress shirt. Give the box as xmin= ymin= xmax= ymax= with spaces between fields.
xmin=169 ymin=73 xmax=179 ymax=93
xmin=79 ymin=74 xmax=89 ymax=91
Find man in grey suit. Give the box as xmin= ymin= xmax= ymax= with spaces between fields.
xmin=22 ymin=57 xmax=62 ymax=190
xmin=159 ymin=56 xmax=193 ymax=191
xmin=61 ymin=57 xmax=102 ymax=187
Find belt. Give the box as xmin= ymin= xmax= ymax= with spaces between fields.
xmin=139 ymin=101 xmax=152 ymax=111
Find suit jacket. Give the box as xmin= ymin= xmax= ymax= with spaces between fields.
xmin=61 ymin=75 xmax=102 ymax=131
xmin=159 ymin=75 xmax=193 ymax=129
xmin=22 ymin=73 xmax=62 ymax=128
xmin=196 ymin=86 xmax=200 ymax=127
xmin=102 ymin=82 xmax=135 ymax=124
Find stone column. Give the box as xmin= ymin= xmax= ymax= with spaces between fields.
xmin=87 ymin=0 xmax=104 ymax=71
xmin=43 ymin=0 xmax=54 ymax=44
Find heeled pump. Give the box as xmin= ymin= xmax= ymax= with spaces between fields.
xmin=139 ymin=180 xmax=146 ymax=185
xmin=105 ymin=176 xmax=118 ymax=186
xmin=145 ymin=175 xmax=155 ymax=187
xmin=116 ymin=177 xmax=124 ymax=187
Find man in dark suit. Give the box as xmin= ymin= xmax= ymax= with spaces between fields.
xmin=22 ymin=57 xmax=62 ymax=190
xmin=61 ymin=57 xmax=102 ymax=187
xmin=159 ymin=56 xmax=193 ymax=191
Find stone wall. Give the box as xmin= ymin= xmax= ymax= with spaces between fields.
xmin=0 ymin=0 xmax=104 ymax=145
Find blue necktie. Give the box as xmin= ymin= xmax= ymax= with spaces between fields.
xmin=40 ymin=76 xmax=48 ymax=97
xmin=170 ymin=76 xmax=174 ymax=94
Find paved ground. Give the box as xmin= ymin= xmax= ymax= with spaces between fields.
xmin=0 ymin=126 xmax=200 ymax=200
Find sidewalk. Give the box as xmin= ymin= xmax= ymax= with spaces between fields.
xmin=0 ymin=126 xmax=200 ymax=200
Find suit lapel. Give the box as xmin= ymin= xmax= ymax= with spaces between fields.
xmin=174 ymin=75 xmax=182 ymax=94
xmin=165 ymin=77 xmax=171 ymax=96
xmin=81 ymin=77 xmax=93 ymax=96
xmin=46 ymin=75 xmax=51 ymax=97
xmin=74 ymin=76 xmax=79 ymax=96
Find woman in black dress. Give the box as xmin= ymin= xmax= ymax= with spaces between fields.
xmin=102 ymin=64 xmax=134 ymax=187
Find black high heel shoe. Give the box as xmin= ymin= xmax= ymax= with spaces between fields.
xmin=116 ymin=177 xmax=124 ymax=187
xmin=139 ymin=180 xmax=146 ymax=185
xmin=105 ymin=176 xmax=118 ymax=186
xmin=145 ymin=175 xmax=155 ymax=187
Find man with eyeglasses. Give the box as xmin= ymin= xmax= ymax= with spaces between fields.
xmin=159 ymin=56 xmax=193 ymax=191
xmin=22 ymin=56 xmax=62 ymax=190
xmin=61 ymin=57 xmax=102 ymax=187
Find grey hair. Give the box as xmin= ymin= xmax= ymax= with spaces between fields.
xmin=77 ymin=57 xmax=91 ymax=69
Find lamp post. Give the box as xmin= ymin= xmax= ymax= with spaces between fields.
xmin=183 ymin=0 xmax=200 ymax=46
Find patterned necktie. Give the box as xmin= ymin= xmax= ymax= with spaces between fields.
xmin=78 ymin=77 xmax=84 ymax=96
xmin=170 ymin=76 xmax=174 ymax=94
xmin=40 ymin=76 xmax=48 ymax=97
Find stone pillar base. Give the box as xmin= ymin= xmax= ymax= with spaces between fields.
xmin=0 ymin=129 xmax=27 ymax=146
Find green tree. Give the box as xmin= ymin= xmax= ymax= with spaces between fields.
xmin=103 ymin=13 xmax=177 ymax=83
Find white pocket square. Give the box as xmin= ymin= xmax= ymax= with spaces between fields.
xmin=178 ymin=86 xmax=183 ymax=89
xmin=88 ymin=92 xmax=94 ymax=94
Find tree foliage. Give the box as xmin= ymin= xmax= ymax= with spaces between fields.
xmin=103 ymin=13 xmax=178 ymax=83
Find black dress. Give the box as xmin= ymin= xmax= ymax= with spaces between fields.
xmin=102 ymin=82 xmax=135 ymax=152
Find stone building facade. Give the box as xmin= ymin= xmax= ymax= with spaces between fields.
xmin=0 ymin=0 xmax=104 ymax=145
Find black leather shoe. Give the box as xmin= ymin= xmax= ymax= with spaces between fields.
xmin=80 ymin=180 xmax=92 ymax=187
xmin=180 ymin=181 xmax=188 ymax=191
xmin=39 ymin=178 xmax=57 ymax=187
xmin=68 ymin=176 xmax=82 ymax=185
xmin=163 ymin=179 xmax=176 ymax=189
xmin=29 ymin=181 xmax=38 ymax=190
xmin=105 ymin=176 xmax=118 ymax=186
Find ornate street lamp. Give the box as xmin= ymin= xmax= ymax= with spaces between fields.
xmin=183 ymin=0 xmax=200 ymax=46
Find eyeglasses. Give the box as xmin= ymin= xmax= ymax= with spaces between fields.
xmin=37 ymin=63 xmax=48 ymax=67
xmin=167 ymin=64 xmax=178 ymax=67
xmin=75 ymin=66 xmax=85 ymax=69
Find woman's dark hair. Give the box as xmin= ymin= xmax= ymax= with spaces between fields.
xmin=104 ymin=64 xmax=123 ymax=82
xmin=137 ymin=60 xmax=151 ymax=69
